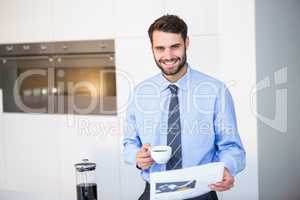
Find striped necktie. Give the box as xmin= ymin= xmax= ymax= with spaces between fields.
xmin=166 ymin=84 xmax=182 ymax=170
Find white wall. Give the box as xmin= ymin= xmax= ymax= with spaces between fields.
xmin=218 ymin=1 xmax=258 ymax=200
xmin=0 ymin=113 xmax=120 ymax=200
xmin=0 ymin=0 xmax=258 ymax=199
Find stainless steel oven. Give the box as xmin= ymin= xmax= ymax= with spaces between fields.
xmin=0 ymin=40 xmax=116 ymax=115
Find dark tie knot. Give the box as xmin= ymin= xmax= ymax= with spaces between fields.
xmin=168 ymin=84 xmax=178 ymax=95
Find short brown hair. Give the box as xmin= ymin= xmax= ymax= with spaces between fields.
xmin=148 ymin=14 xmax=188 ymax=43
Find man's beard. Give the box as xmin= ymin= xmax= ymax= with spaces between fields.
xmin=155 ymin=50 xmax=187 ymax=76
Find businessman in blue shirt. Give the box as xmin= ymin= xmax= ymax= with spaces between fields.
xmin=123 ymin=15 xmax=246 ymax=200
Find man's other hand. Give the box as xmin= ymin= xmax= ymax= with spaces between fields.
xmin=209 ymin=168 xmax=234 ymax=192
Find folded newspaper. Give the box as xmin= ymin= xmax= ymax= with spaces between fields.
xmin=150 ymin=162 xmax=224 ymax=200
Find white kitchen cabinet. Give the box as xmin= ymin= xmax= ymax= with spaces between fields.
xmin=0 ymin=0 xmax=53 ymax=43
xmin=1 ymin=113 xmax=61 ymax=200
xmin=57 ymin=115 xmax=121 ymax=200
xmin=165 ymin=0 xmax=218 ymax=36
xmin=114 ymin=0 xmax=165 ymax=37
xmin=52 ymin=0 xmax=115 ymax=41
xmin=187 ymin=35 xmax=219 ymax=77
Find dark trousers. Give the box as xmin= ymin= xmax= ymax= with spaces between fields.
xmin=138 ymin=182 xmax=218 ymax=200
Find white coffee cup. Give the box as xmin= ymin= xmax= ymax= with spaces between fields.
xmin=150 ymin=145 xmax=172 ymax=164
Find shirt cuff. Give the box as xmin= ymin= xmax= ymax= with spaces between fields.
xmin=124 ymin=146 xmax=140 ymax=166
xmin=220 ymin=158 xmax=237 ymax=176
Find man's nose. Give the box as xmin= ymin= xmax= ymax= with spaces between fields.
xmin=163 ymin=48 xmax=173 ymax=59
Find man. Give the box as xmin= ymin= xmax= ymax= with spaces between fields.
xmin=123 ymin=15 xmax=245 ymax=200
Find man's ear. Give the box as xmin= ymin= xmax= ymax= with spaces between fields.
xmin=185 ymin=36 xmax=190 ymax=49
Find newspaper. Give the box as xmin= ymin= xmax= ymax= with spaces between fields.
xmin=150 ymin=162 xmax=224 ymax=200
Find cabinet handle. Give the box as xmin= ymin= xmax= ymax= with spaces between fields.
xmin=5 ymin=45 xmax=13 ymax=52
xmin=23 ymin=45 xmax=31 ymax=51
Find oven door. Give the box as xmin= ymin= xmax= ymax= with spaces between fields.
xmin=0 ymin=54 xmax=116 ymax=115
xmin=0 ymin=56 xmax=54 ymax=113
xmin=53 ymin=54 xmax=116 ymax=115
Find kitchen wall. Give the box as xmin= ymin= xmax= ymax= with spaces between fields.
xmin=217 ymin=1 xmax=258 ymax=199
xmin=0 ymin=0 xmax=257 ymax=199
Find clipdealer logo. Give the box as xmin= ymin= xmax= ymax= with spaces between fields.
xmin=250 ymin=67 xmax=287 ymax=133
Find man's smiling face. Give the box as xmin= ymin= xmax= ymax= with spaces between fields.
xmin=151 ymin=31 xmax=189 ymax=76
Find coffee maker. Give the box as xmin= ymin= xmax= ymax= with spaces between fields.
xmin=75 ymin=159 xmax=98 ymax=200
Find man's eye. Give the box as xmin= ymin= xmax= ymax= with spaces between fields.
xmin=171 ymin=45 xmax=180 ymax=49
xmin=156 ymin=47 xmax=164 ymax=52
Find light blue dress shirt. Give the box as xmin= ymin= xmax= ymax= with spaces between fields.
xmin=123 ymin=64 xmax=246 ymax=182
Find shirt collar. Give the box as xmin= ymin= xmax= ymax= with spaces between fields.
xmin=158 ymin=63 xmax=191 ymax=93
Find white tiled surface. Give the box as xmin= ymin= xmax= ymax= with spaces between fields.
xmin=119 ymin=153 xmax=144 ymax=199
xmin=0 ymin=0 xmax=52 ymax=43
xmin=114 ymin=0 xmax=165 ymax=37
xmin=0 ymin=0 xmax=218 ymax=43
xmin=52 ymin=0 xmax=115 ymax=41
xmin=56 ymin=115 xmax=120 ymax=200
xmin=1 ymin=114 xmax=61 ymax=200
xmin=0 ymin=114 xmax=120 ymax=200
xmin=165 ymin=0 xmax=218 ymax=35
xmin=115 ymin=37 xmax=159 ymax=83
xmin=115 ymin=37 xmax=157 ymax=116
xmin=218 ymin=1 xmax=258 ymax=200
xmin=188 ymin=35 xmax=219 ymax=77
